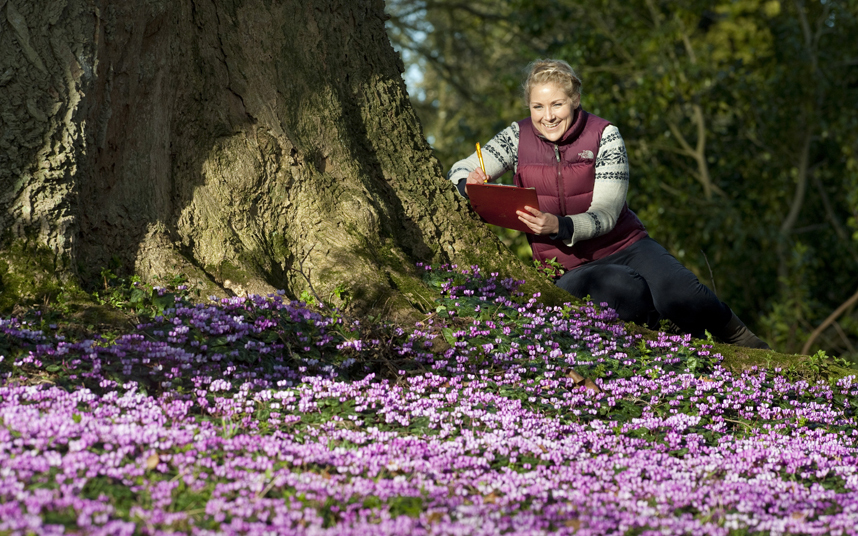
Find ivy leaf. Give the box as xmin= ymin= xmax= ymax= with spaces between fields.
xmin=441 ymin=328 xmax=457 ymax=346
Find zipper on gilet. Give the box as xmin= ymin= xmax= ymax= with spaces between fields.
xmin=554 ymin=144 xmax=567 ymax=215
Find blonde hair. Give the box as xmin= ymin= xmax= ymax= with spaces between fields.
xmin=522 ymin=59 xmax=582 ymax=107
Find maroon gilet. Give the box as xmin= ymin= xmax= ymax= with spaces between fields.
xmin=513 ymin=109 xmax=647 ymax=270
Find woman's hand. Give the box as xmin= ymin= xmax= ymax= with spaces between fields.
xmin=517 ymin=206 xmax=559 ymax=236
xmin=463 ymin=168 xmax=488 ymax=195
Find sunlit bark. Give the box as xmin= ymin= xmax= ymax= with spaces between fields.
xmin=0 ymin=0 xmax=565 ymax=316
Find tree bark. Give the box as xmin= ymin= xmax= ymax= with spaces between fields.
xmin=0 ymin=0 xmax=566 ymax=317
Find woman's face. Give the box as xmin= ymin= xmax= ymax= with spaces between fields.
xmin=529 ymin=83 xmax=578 ymax=142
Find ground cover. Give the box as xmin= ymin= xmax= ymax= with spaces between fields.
xmin=1 ymin=265 xmax=858 ymax=535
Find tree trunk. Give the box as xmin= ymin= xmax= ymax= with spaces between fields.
xmin=0 ymin=0 xmax=565 ymax=317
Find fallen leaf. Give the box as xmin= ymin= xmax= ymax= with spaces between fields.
xmin=146 ymin=453 xmax=160 ymax=470
xmin=425 ymin=512 xmax=444 ymax=524
xmin=567 ymin=370 xmax=585 ymax=384
xmin=583 ymin=379 xmax=601 ymax=393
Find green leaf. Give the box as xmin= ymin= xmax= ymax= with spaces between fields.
xmin=129 ymin=288 xmax=147 ymax=304
xmin=152 ymin=293 xmax=175 ymax=313
xmin=389 ymin=496 xmax=424 ymax=518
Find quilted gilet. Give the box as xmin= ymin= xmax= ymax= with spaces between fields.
xmin=514 ymin=109 xmax=647 ymax=270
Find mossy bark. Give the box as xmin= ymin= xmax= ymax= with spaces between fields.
xmin=0 ymin=0 xmax=568 ymax=317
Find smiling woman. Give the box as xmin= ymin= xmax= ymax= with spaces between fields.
xmin=527 ymin=75 xmax=578 ymax=143
xmin=447 ymin=59 xmax=769 ymax=349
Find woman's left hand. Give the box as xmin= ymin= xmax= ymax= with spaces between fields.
xmin=516 ymin=206 xmax=559 ymax=235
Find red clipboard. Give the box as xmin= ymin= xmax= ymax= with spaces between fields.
xmin=467 ymin=183 xmax=540 ymax=234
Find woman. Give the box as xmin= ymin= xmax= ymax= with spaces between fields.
xmin=448 ymin=59 xmax=769 ymax=349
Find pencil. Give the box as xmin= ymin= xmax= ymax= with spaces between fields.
xmin=475 ymin=142 xmax=488 ymax=183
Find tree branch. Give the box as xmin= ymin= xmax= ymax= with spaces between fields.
xmin=675 ymin=13 xmax=697 ymax=64
xmin=667 ymin=119 xmax=696 ymax=157
xmin=813 ymin=171 xmax=858 ymax=264
xmin=691 ymin=104 xmax=725 ymax=198
xmin=779 ymin=132 xmax=812 ymax=236
xmin=801 ymin=286 xmax=858 ymax=355
xmin=833 ymin=321 xmax=857 ymax=355
xmin=644 ymin=0 xmax=663 ymax=28
xmin=665 ymin=113 xmax=725 ymax=199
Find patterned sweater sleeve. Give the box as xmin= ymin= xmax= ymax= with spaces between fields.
xmin=560 ymin=125 xmax=629 ymax=246
xmin=447 ymin=123 xmax=519 ymax=195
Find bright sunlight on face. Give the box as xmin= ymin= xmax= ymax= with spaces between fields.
xmin=529 ymin=83 xmax=577 ymax=142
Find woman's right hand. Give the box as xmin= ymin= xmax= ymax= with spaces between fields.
xmin=464 ymin=168 xmax=488 ymax=195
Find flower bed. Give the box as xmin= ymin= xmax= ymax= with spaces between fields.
xmin=1 ymin=265 xmax=857 ymax=535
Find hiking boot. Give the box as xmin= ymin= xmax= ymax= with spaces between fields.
xmin=713 ymin=312 xmax=771 ymax=350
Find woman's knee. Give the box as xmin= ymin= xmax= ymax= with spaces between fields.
xmin=651 ymin=276 xmax=723 ymax=320
xmin=556 ymin=265 xmax=654 ymax=321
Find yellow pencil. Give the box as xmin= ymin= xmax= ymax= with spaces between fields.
xmin=475 ymin=142 xmax=488 ymax=183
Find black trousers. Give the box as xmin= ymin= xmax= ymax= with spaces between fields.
xmin=555 ymin=237 xmax=732 ymax=336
